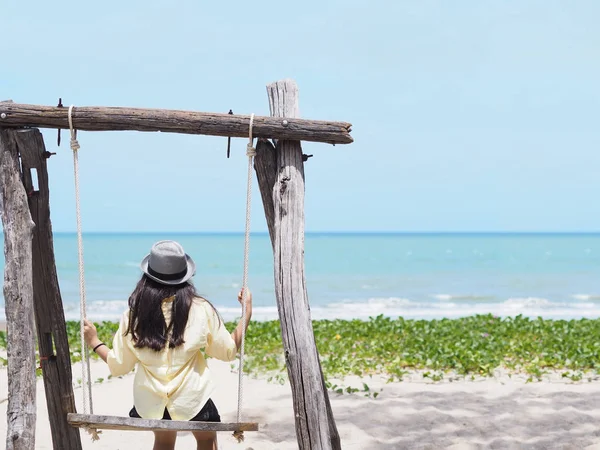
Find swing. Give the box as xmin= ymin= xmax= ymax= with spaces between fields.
xmin=64 ymin=106 xmax=259 ymax=440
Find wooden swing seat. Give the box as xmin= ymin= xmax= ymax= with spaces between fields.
xmin=67 ymin=413 xmax=259 ymax=432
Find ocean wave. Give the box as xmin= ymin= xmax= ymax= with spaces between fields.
xmin=433 ymin=294 xmax=496 ymax=302
xmin=315 ymin=297 xmax=600 ymax=321
xmin=310 ymin=298 xmax=600 ymax=321
xmin=503 ymin=297 xmax=553 ymax=308
xmin=571 ymin=294 xmax=600 ymax=301
xmin=217 ymin=306 xmax=280 ymax=322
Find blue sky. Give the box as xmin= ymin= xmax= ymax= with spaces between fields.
xmin=2 ymin=1 xmax=599 ymax=232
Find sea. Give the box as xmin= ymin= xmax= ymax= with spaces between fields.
xmin=1 ymin=232 xmax=600 ymax=323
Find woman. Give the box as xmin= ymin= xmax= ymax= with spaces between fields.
xmin=83 ymin=240 xmax=252 ymax=450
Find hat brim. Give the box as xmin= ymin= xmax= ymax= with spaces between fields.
xmin=140 ymin=254 xmax=196 ymax=286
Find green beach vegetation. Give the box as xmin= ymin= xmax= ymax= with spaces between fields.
xmin=2 ymin=314 xmax=600 ymax=390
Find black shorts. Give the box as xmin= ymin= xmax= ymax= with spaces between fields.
xmin=129 ymin=398 xmax=221 ymax=422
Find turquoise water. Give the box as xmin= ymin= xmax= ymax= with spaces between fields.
xmin=1 ymin=233 xmax=600 ymax=321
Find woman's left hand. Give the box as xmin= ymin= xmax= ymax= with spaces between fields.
xmin=83 ymin=319 xmax=99 ymax=346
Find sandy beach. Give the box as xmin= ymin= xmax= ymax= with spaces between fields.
xmin=2 ymin=358 xmax=600 ymax=450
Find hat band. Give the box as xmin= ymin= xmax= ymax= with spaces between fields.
xmin=147 ymin=265 xmax=188 ymax=281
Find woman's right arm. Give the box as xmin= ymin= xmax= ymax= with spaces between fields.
xmin=231 ymin=288 xmax=253 ymax=351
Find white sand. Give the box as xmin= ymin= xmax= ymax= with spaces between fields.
xmin=3 ymin=360 xmax=600 ymax=449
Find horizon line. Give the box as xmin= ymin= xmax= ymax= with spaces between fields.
xmin=47 ymin=230 xmax=600 ymax=235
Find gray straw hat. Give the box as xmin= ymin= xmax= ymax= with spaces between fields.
xmin=140 ymin=240 xmax=196 ymax=285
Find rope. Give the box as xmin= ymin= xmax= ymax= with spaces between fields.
xmin=69 ymin=105 xmax=101 ymax=442
xmin=233 ymin=114 xmax=256 ymax=443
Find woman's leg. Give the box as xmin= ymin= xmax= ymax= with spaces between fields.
xmin=152 ymin=431 xmax=177 ymax=450
xmin=192 ymin=431 xmax=218 ymax=450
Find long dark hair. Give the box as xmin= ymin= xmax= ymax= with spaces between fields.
xmin=125 ymin=275 xmax=220 ymax=351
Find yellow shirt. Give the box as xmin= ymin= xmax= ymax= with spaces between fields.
xmin=106 ymin=297 xmax=237 ymax=421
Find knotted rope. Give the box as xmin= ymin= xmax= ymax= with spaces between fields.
xmin=233 ymin=114 xmax=256 ymax=443
xmin=69 ymin=105 xmax=101 ymax=442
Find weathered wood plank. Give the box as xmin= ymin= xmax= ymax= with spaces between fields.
xmin=0 ymin=129 xmax=37 ymax=450
xmin=0 ymin=102 xmax=353 ymax=144
xmin=17 ymin=129 xmax=83 ymax=450
xmin=67 ymin=414 xmax=259 ymax=432
xmin=264 ymin=79 xmax=341 ymax=450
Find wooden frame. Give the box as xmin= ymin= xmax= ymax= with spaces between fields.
xmin=1 ymin=79 xmax=352 ymax=450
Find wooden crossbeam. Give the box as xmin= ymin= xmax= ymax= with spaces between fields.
xmin=0 ymin=102 xmax=353 ymax=145
xmin=67 ymin=413 xmax=259 ymax=432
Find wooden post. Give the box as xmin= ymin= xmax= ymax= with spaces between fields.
xmin=255 ymin=136 xmax=341 ymax=448
xmin=0 ymin=129 xmax=37 ymax=450
xmin=254 ymin=79 xmax=341 ymax=450
xmin=16 ymin=129 xmax=83 ymax=450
